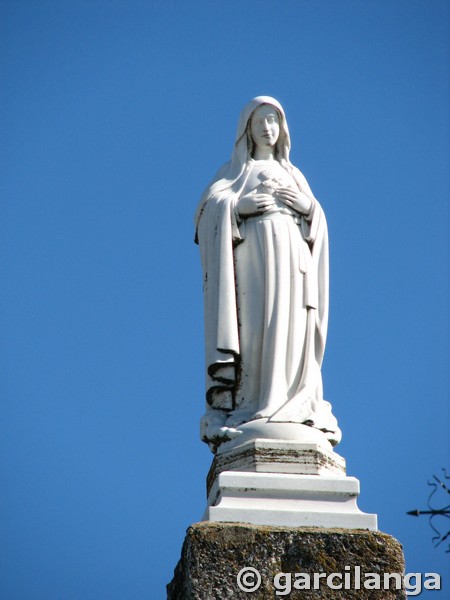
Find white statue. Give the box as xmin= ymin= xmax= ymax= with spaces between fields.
xmin=195 ymin=97 xmax=341 ymax=452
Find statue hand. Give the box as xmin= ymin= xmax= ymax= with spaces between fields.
xmin=237 ymin=192 xmax=275 ymax=216
xmin=276 ymin=186 xmax=312 ymax=214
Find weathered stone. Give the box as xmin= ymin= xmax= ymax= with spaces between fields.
xmin=167 ymin=522 xmax=405 ymax=599
xmin=207 ymin=439 xmax=346 ymax=496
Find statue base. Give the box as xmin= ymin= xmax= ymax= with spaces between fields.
xmin=204 ymin=470 xmax=377 ymax=529
xmin=204 ymin=436 xmax=376 ymax=530
xmin=207 ymin=438 xmax=346 ymax=495
xmin=167 ymin=522 xmax=406 ymax=599
xmin=207 ymin=417 xmax=340 ymax=454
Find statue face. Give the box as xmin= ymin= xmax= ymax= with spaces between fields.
xmin=250 ymin=104 xmax=280 ymax=152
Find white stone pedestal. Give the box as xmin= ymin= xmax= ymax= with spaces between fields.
xmin=206 ymin=438 xmax=346 ymax=495
xmin=203 ymin=470 xmax=377 ymax=530
xmin=203 ymin=436 xmax=377 ymax=530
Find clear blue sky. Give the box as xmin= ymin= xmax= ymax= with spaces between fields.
xmin=1 ymin=1 xmax=448 ymax=598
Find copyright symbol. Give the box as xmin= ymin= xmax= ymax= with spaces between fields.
xmin=237 ymin=567 xmax=261 ymax=592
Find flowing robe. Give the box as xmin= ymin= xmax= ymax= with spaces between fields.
xmin=196 ymin=159 xmax=338 ymax=435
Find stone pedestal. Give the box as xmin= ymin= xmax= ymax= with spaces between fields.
xmin=203 ymin=438 xmax=376 ymax=530
xmin=206 ymin=439 xmax=346 ymax=494
xmin=169 ymin=433 xmax=393 ymax=598
xmin=167 ymin=522 xmax=406 ymax=599
xmin=204 ymin=471 xmax=377 ymax=529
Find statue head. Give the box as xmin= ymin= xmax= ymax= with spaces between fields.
xmin=235 ymin=96 xmax=291 ymax=164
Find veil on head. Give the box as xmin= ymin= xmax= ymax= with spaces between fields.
xmin=233 ymin=95 xmax=291 ymax=169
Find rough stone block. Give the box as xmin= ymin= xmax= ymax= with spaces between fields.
xmin=167 ymin=522 xmax=405 ymax=599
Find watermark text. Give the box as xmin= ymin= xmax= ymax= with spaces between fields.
xmin=236 ymin=566 xmax=441 ymax=596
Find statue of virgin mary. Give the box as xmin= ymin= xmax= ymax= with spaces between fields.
xmin=195 ymin=96 xmax=341 ymax=452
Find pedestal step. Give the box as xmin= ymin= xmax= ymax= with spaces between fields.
xmin=207 ymin=439 xmax=346 ymax=495
xmin=204 ymin=471 xmax=377 ymax=530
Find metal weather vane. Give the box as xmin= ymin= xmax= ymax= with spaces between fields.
xmin=407 ymin=468 xmax=450 ymax=552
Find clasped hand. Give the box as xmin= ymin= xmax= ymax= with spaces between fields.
xmin=275 ymin=186 xmax=312 ymax=214
xmin=237 ymin=187 xmax=312 ymax=217
xmin=237 ymin=192 xmax=275 ymax=216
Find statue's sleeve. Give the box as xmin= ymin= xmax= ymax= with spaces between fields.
xmin=291 ymin=167 xmax=329 ymax=365
xmin=196 ymin=193 xmax=241 ymax=409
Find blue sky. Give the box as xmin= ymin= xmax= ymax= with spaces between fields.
xmin=1 ymin=1 xmax=448 ymax=598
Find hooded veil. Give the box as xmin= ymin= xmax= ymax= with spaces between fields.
xmin=195 ymin=97 xmax=340 ymax=447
